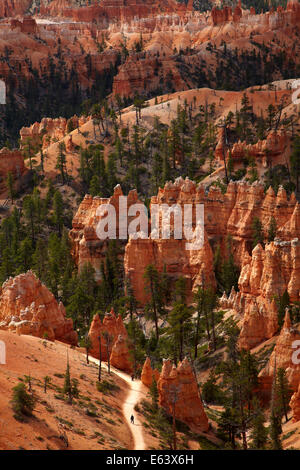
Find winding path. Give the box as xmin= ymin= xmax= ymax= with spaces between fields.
xmin=88 ymin=356 xmax=146 ymax=450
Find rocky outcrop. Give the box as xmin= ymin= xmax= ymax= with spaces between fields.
xmin=221 ymin=238 xmax=300 ymax=349
xmin=0 ymin=147 xmax=27 ymax=193
xmin=71 ymin=179 xmax=300 ymax=307
xmin=259 ymin=311 xmax=300 ymax=393
xmin=125 ymin=177 xmax=216 ymax=305
xmin=20 ymin=116 xmax=89 ymax=150
xmin=112 ymin=53 xmax=186 ymax=98
xmin=141 ymin=357 xmax=160 ymax=387
xmin=110 ymin=334 xmax=132 ymax=373
xmin=0 ymin=271 xmax=77 ymax=345
xmin=157 ymin=358 xmax=209 ymax=432
xmin=290 ymin=382 xmax=300 ymax=422
xmin=70 ymin=185 xmax=142 ymax=280
xmin=10 ymin=17 xmax=37 ymax=34
xmin=215 ymin=130 xmax=289 ymax=166
xmin=0 ymin=0 xmax=31 ymax=18
xmin=88 ymin=308 xmax=128 ymax=363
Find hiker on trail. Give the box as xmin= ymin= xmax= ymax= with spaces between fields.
xmin=130 ymin=414 xmax=134 ymax=424
xmin=131 ymin=374 xmax=134 ymax=381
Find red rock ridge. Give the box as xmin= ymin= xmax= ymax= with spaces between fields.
xmin=0 ymin=271 xmax=77 ymax=345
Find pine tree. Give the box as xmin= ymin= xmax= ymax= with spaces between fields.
xmin=63 ymin=356 xmax=73 ymax=404
xmin=249 ymin=398 xmax=268 ymax=450
xmin=6 ymin=171 xmax=14 ymax=203
xmin=52 ymin=190 xmax=64 ymax=236
xmin=268 ymin=216 xmax=277 ymax=242
xmin=144 ymin=265 xmax=166 ymax=341
xmin=84 ymin=334 xmax=92 ymax=364
xmin=43 ymin=376 xmax=51 ymax=393
xmin=56 ymin=142 xmax=67 ymax=184
xmin=149 ymin=376 xmax=159 ymax=411
xmin=252 ymin=216 xmax=264 ymax=248
xmin=11 ymin=382 xmax=36 ymax=419
xmin=276 ymin=368 xmax=291 ymax=423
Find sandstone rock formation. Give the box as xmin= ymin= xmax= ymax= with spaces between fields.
xmin=20 ymin=116 xmax=90 ymax=150
xmin=10 ymin=16 xmax=37 ymax=34
xmin=215 ymin=130 xmax=289 ymax=167
xmin=157 ymin=358 xmax=209 ymax=432
xmin=71 ymin=179 xmax=300 ymax=308
xmin=0 ymin=271 xmax=77 ymax=345
xmin=88 ymin=307 xmax=129 ymax=369
xmin=0 ymin=147 xmax=27 ymax=193
xmin=141 ymin=357 xmax=160 ymax=387
xmin=221 ymin=238 xmax=300 ymax=349
xmin=110 ymin=334 xmax=132 ymax=373
xmin=259 ymin=311 xmax=300 ymax=393
xmin=0 ymin=0 xmax=31 ymax=18
xmin=290 ymin=382 xmax=300 ymax=422
xmin=125 ymin=177 xmax=216 ymax=305
xmin=70 ymin=185 xmax=142 ymax=280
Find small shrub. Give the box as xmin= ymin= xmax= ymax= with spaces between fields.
xmin=96 ymin=380 xmax=120 ymax=395
xmin=11 ymin=383 xmax=35 ymax=420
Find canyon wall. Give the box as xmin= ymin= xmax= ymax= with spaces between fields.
xmin=71 ymin=179 xmax=300 ymax=307
xmin=0 ymin=271 xmax=77 ymax=345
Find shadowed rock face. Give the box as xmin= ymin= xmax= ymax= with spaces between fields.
xmin=158 ymin=358 xmax=209 ymax=432
xmin=0 ymin=271 xmax=77 ymax=345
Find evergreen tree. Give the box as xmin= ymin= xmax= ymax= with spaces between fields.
xmin=6 ymin=171 xmax=14 ymax=203
xmin=11 ymin=382 xmax=35 ymax=419
xmin=268 ymin=216 xmax=277 ymax=242
xmin=63 ymin=356 xmax=73 ymax=404
xmin=149 ymin=376 xmax=159 ymax=411
xmin=249 ymin=398 xmax=268 ymax=450
xmin=252 ymin=216 xmax=264 ymax=248
xmin=276 ymin=368 xmax=291 ymax=423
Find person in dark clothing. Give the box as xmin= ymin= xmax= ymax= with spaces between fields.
xmin=130 ymin=414 xmax=134 ymax=424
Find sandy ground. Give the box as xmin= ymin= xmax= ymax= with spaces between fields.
xmin=89 ymin=356 xmax=147 ymax=450
xmin=0 ymin=330 xmax=133 ymax=450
